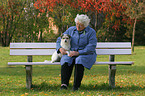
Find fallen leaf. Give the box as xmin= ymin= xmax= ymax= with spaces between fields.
xmin=25 ymin=93 xmax=29 ymax=95
xmin=119 ymin=92 xmax=124 ymax=96
xmin=81 ymin=92 xmax=85 ymax=94
xmin=113 ymin=92 xmax=115 ymax=94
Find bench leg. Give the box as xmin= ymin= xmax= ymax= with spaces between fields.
xmin=109 ymin=55 xmax=116 ymax=88
xmin=25 ymin=65 xmax=32 ymax=89
xmin=109 ymin=65 xmax=116 ymax=88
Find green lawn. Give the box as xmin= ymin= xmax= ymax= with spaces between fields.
xmin=0 ymin=46 xmax=145 ymax=96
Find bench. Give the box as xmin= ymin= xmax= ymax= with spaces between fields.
xmin=8 ymin=42 xmax=134 ymax=89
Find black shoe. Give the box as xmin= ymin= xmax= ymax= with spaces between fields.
xmin=61 ymin=85 xmax=67 ymax=90
xmin=72 ymin=87 xmax=79 ymax=91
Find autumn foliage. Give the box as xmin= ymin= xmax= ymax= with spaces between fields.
xmin=34 ymin=0 xmax=133 ymax=31
xmin=0 ymin=0 xmax=26 ymax=46
xmin=0 ymin=0 xmax=144 ymax=46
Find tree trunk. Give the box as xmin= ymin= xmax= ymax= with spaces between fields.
xmin=132 ymin=18 xmax=137 ymax=52
xmin=39 ymin=29 xmax=43 ymax=42
xmin=95 ymin=11 xmax=98 ymax=31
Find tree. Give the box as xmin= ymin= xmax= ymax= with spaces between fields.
xmin=73 ymin=0 xmax=133 ymax=41
xmin=33 ymin=0 xmax=145 ymax=45
xmin=34 ymin=0 xmax=124 ymax=32
xmin=0 ymin=0 xmax=50 ymax=45
xmin=34 ymin=0 xmax=78 ymax=36
xmin=21 ymin=1 xmax=49 ymax=42
xmin=0 ymin=0 xmax=26 ymax=46
xmin=119 ymin=0 xmax=145 ymax=52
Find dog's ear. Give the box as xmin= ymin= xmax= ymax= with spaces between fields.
xmin=67 ymin=34 xmax=71 ymax=38
xmin=61 ymin=34 xmax=71 ymax=38
xmin=61 ymin=34 xmax=64 ymax=38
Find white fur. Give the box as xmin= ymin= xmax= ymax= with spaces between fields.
xmin=50 ymin=34 xmax=71 ymax=63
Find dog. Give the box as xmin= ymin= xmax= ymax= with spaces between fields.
xmin=50 ymin=34 xmax=71 ymax=63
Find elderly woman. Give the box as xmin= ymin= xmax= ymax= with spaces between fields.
xmin=56 ymin=14 xmax=97 ymax=91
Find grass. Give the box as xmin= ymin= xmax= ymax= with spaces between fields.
xmin=0 ymin=46 xmax=145 ymax=96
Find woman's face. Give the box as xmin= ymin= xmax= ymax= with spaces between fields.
xmin=76 ymin=21 xmax=85 ymax=31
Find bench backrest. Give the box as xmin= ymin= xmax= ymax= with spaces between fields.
xmin=9 ymin=42 xmax=132 ymax=56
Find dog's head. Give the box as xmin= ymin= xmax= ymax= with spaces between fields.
xmin=61 ymin=34 xmax=71 ymax=43
xmin=60 ymin=34 xmax=71 ymax=50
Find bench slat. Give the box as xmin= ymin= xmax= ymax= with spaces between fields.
xmin=97 ymin=42 xmax=131 ymax=48
xmin=10 ymin=49 xmax=132 ymax=55
xmin=10 ymin=42 xmax=131 ymax=49
xmin=96 ymin=49 xmax=132 ymax=55
xmin=95 ymin=61 xmax=133 ymax=65
xmin=8 ymin=62 xmax=60 ymax=65
xmin=10 ymin=49 xmax=56 ymax=55
xmin=8 ymin=61 xmax=133 ymax=65
xmin=10 ymin=43 xmax=56 ymax=49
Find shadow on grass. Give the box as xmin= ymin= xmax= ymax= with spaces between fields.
xmin=17 ymin=82 xmax=145 ymax=92
xmin=31 ymin=82 xmax=60 ymax=91
xmin=0 ymin=65 xmax=145 ymax=76
xmin=81 ymin=83 xmax=145 ymax=92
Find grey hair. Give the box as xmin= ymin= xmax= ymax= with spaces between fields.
xmin=75 ymin=14 xmax=90 ymax=27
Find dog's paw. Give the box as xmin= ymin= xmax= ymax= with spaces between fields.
xmin=51 ymin=61 xmax=54 ymax=63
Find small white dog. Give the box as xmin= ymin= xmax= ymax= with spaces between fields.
xmin=51 ymin=34 xmax=71 ymax=63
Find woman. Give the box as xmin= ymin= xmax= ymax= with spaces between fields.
xmin=56 ymin=14 xmax=97 ymax=91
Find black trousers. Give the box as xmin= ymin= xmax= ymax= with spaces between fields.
xmin=61 ymin=62 xmax=84 ymax=88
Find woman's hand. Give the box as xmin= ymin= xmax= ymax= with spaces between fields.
xmin=68 ymin=51 xmax=79 ymax=57
xmin=59 ymin=48 xmax=79 ymax=57
xmin=59 ymin=48 xmax=67 ymax=55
